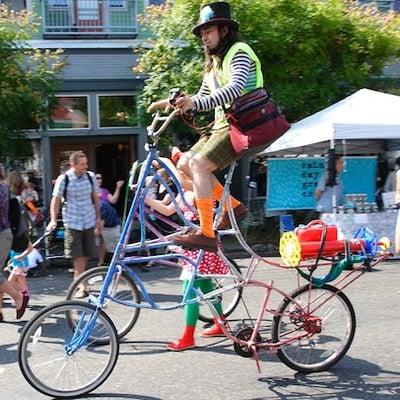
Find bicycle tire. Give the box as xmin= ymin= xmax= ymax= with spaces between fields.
xmin=271 ymin=284 xmax=356 ymax=373
xmin=18 ymin=300 xmax=119 ymax=398
xmin=66 ymin=266 xmax=141 ymax=342
xmin=198 ymin=257 xmax=243 ymax=323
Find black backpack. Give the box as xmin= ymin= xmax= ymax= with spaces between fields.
xmin=9 ymin=194 xmax=30 ymax=252
xmin=63 ymin=172 xmax=94 ymax=202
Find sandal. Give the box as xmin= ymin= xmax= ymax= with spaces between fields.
xmin=167 ymin=338 xmax=195 ymax=352
xmin=16 ymin=293 xmax=29 ymax=320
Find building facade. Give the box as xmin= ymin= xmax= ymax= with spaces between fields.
xmin=1 ymin=0 xmax=161 ymax=211
xmin=0 ymin=0 xmax=399 ymax=208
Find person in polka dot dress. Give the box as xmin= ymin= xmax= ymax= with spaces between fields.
xmin=145 ymin=164 xmax=229 ymax=351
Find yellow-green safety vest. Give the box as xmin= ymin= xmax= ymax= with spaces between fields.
xmin=205 ymin=42 xmax=264 ymax=130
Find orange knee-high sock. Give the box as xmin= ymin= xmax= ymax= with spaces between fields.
xmin=196 ymin=198 xmax=215 ymax=238
xmin=213 ymin=181 xmax=240 ymax=210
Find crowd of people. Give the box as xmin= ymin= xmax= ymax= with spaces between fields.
xmin=5 ymin=1 xmax=398 ymax=347
xmin=0 ymin=151 xmax=128 ymax=317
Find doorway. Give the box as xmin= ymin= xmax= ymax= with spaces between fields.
xmin=52 ymin=143 xmax=90 ymax=178
xmin=74 ymin=0 xmax=103 ymax=32
xmin=95 ymin=143 xmax=131 ymax=214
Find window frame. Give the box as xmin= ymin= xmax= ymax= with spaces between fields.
xmin=48 ymin=94 xmax=91 ymax=131
xmin=96 ymin=93 xmax=138 ymax=129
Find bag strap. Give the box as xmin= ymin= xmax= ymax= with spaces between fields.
xmin=212 ymin=73 xmax=227 ymax=114
xmin=63 ymin=172 xmax=94 ymax=202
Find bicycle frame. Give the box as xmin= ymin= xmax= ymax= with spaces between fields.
xmin=88 ymin=109 xmax=243 ymax=314
xmin=74 ymin=109 xmax=392 ymax=369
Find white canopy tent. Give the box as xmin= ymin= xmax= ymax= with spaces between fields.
xmin=261 ymin=88 xmax=400 ymax=155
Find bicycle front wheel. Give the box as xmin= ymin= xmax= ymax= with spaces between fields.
xmin=18 ymin=300 xmax=119 ymax=398
xmin=66 ymin=266 xmax=141 ymax=341
xmin=271 ymin=284 xmax=356 ymax=373
xmin=198 ymin=257 xmax=243 ymax=323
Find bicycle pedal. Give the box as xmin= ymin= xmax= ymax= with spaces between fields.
xmin=217 ymin=228 xmax=238 ymax=236
xmin=167 ymin=244 xmax=184 ymax=253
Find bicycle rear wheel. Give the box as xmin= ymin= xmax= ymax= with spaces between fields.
xmin=198 ymin=257 xmax=243 ymax=323
xmin=18 ymin=300 xmax=119 ymax=398
xmin=271 ymin=284 xmax=356 ymax=373
xmin=66 ymin=266 xmax=141 ymax=342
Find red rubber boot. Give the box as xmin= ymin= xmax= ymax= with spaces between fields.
xmin=200 ymin=317 xmax=225 ymax=337
xmin=167 ymin=326 xmax=196 ymax=351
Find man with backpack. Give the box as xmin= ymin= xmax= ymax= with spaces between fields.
xmin=47 ymin=151 xmax=102 ymax=297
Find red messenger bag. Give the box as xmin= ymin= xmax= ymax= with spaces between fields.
xmin=226 ymin=88 xmax=290 ymax=156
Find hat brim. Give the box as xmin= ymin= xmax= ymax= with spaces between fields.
xmin=192 ymin=19 xmax=239 ymax=36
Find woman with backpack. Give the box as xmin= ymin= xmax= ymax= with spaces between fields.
xmin=6 ymin=171 xmax=33 ymax=299
xmin=0 ymin=170 xmax=29 ymax=321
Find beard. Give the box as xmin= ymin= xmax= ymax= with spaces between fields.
xmin=207 ymin=45 xmax=219 ymax=55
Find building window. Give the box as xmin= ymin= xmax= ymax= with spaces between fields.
xmin=49 ymin=96 xmax=89 ymax=129
xmin=98 ymin=95 xmax=137 ymax=128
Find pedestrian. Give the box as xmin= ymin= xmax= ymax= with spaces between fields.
xmin=383 ymin=157 xmax=400 ymax=193
xmin=148 ymin=1 xmax=262 ymax=251
xmin=0 ymin=273 xmax=29 ymax=321
xmin=145 ymin=165 xmax=229 ymax=351
xmin=21 ymin=182 xmax=43 ymax=225
xmin=47 ymin=151 xmax=102 ymax=297
xmin=8 ymin=171 xmax=35 ymax=292
xmin=0 ymin=170 xmax=29 ymax=321
xmin=21 ymin=181 xmax=39 ymax=205
xmin=314 ymin=155 xmax=345 ymax=214
xmin=96 ymin=199 xmax=121 ymax=266
xmin=96 ymin=174 xmax=125 ymax=205
xmin=394 ymin=158 xmax=400 ymax=254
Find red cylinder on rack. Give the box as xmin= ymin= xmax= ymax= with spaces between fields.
xmin=296 ymin=223 xmax=338 ymax=242
xmin=299 ymin=239 xmax=366 ymax=259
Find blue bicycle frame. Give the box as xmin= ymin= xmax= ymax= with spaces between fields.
xmin=88 ymin=110 xmax=242 ymax=315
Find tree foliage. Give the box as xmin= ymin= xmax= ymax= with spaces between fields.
xmin=0 ymin=5 xmax=64 ymax=161
xmin=136 ymin=0 xmax=400 ymax=131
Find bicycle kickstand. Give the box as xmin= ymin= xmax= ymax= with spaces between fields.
xmin=252 ymin=344 xmax=261 ymax=373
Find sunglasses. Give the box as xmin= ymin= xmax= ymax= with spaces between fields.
xmin=96 ymin=176 xmax=102 ymax=179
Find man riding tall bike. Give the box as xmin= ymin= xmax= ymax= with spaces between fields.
xmin=148 ymin=1 xmax=264 ymax=252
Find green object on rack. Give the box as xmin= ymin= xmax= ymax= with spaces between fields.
xmin=298 ymin=258 xmax=354 ymax=288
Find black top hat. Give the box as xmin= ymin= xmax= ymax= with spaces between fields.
xmin=192 ymin=2 xmax=239 ymax=36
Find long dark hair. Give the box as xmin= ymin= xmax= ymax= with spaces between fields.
xmin=204 ymin=24 xmax=241 ymax=73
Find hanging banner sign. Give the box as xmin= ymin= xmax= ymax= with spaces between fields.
xmin=266 ymin=157 xmax=377 ymax=210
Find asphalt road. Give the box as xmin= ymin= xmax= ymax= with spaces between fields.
xmin=0 ymin=256 xmax=399 ymax=400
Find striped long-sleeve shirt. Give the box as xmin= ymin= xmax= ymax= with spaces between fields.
xmin=192 ymin=51 xmax=257 ymax=112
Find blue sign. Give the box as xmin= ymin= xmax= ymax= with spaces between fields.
xmin=267 ymin=157 xmax=377 ymax=210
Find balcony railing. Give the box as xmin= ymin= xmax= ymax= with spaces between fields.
xmin=41 ymin=0 xmax=138 ymax=37
xmin=358 ymin=0 xmax=399 ymax=11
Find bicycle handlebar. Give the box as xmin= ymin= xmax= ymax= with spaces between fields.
xmin=147 ymin=109 xmax=180 ymax=139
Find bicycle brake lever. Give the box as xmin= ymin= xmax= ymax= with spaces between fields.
xmin=169 ymin=88 xmax=181 ymax=106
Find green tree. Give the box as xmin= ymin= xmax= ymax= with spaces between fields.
xmin=136 ymin=0 xmax=400 ymax=134
xmin=0 ymin=5 xmax=64 ymax=161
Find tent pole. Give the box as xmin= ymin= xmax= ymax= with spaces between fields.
xmin=330 ymin=139 xmax=337 ymax=220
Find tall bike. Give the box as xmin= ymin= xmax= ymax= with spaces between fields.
xmin=18 ymin=107 xmax=246 ymax=397
xmin=18 ymin=108 xmax=391 ymax=398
